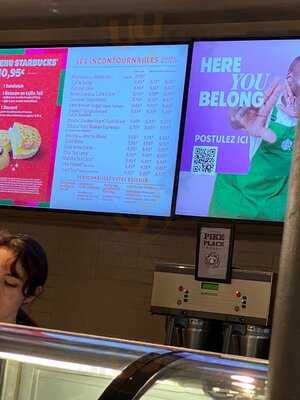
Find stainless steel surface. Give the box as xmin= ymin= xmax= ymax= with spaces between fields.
xmin=240 ymin=326 xmax=270 ymax=359
xmin=0 ymin=323 xmax=268 ymax=400
xmin=155 ymin=263 xmax=273 ymax=282
xmin=165 ymin=316 xmax=176 ymax=345
xmin=268 ymin=123 xmax=300 ymax=396
xmin=134 ymin=352 xmax=268 ymax=400
xmin=225 ymin=325 xmax=270 ymax=359
xmin=0 ymin=323 xmax=163 ymax=370
xmin=182 ymin=319 xmax=212 ymax=350
xmin=222 ymin=324 xmax=233 ymax=354
xmin=165 ymin=317 xmax=223 ymax=353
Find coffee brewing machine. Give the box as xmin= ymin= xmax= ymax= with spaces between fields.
xmin=151 ymin=263 xmax=277 ymax=359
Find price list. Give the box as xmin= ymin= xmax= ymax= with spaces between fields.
xmin=51 ymin=45 xmax=188 ymax=216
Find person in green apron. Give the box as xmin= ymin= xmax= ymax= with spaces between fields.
xmin=209 ymin=57 xmax=300 ymax=221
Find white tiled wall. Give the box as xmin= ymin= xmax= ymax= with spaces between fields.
xmin=0 ymin=211 xmax=283 ymax=344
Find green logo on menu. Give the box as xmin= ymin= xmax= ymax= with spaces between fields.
xmin=0 ymin=49 xmax=25 ymax=55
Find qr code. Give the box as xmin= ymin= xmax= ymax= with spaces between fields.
xmin=192 ymin=146 xmax=218 ymax=175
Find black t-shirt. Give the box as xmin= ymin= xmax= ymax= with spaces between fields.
xmin=16 ymin=309 xmax=37 ymax=327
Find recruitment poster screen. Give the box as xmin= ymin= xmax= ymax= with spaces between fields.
xmin=0 ymin=44 xmax=188 ymax=216
xmin=176 ymin=40 xmax=300 ymax=222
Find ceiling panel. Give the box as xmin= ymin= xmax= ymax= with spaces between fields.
xmin=0 ymin=0 xmax=299 ymax=19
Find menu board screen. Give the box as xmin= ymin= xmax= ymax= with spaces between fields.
xmin=176 ymin=40 xmax=300 ymax=222
xmin=0 ymin=44 xmax=188 ymax=216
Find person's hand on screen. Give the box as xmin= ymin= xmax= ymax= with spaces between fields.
xmin=229 ymin=79 xmax=283 ymax=143
xmin=279 ymin=79 xmax=298 ymax=117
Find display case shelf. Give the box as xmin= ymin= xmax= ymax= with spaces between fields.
xmin=0 ymin=323 xmax=268 ymax=400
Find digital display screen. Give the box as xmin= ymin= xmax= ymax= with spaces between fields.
xmin=176 ymin=40 xmax=299 ymax=222
xmin=0 ymin=44 xmax=188 ymax=216
xmin=201 ymin=282 xmax=219 ymax=291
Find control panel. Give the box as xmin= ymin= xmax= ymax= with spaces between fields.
xmin=151 ymin=264 xmax=275 ymax=326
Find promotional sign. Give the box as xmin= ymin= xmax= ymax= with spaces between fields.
xmin=0 ymin=44 xmax=188 ymax=216
xmin=176 ymin=40 xmax=300 ymax=222
xmin=0 ymin=48 xmax=67 ymax=207
xmin=195 ymin=226 xmax=234 ymax=283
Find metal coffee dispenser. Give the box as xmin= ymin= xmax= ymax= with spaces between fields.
xmin=151 ymin=263 xmax=276 ymax=359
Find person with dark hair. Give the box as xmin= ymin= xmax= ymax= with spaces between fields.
xmin=0 ymin=230 xmax=48 ymax=326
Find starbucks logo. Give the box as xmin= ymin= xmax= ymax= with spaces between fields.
xmin=205 ymin=252 xmax=220 ymax=269
xmin=281 ymin=138 xmax=294 ymax=152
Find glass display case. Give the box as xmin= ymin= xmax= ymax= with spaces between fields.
xmin=0 ymin=323 xmax=268 ymax=400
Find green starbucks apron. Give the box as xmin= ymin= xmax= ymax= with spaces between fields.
xmin=208 ymin=106 xmax=295 ymax=221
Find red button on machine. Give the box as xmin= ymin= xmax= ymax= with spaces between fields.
xmin=178 ymin=286 xmax=184 ymax=292
xmin=235 ymin=291 xmax=241 ymax=298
